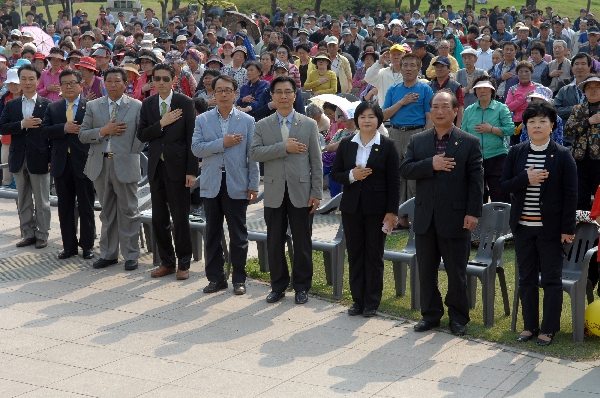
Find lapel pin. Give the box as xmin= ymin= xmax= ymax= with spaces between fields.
xmin=39 ymin=104 xmax=42 ymax=108
xmin=295 ymin=122 xmax=298 ymax=125
xmin=455 ymin=142 xmax=458 ymax=145
xmin=375 ymin=148 xmax=379 ymax=151
xmin=236 ymin=117 xmax=239 ymax=120
xmin=551 ymin=154 xmax=554 ymax=157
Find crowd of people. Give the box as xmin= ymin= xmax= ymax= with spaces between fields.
xmin=0 ymin=3 xmax=599 ymax=345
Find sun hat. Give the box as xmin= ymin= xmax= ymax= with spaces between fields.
xmin=472 ymin=80 xmax=496 ymax=91
xmin=74 ymin=56 xmax=98 ymax=72
xmin=311 ymin=53 xmax=331 ymax=65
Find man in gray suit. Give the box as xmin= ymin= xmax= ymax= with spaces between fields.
xmin=192 ymin=75 xmax=260 ymax=295
xmin=251 ymin=76 xmax=323 ymax=305
xmin=79 ymin=67 xmax=145 ymax=271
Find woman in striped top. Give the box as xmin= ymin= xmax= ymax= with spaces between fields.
xmin=500 ymin=102 xmax=578 ymax=347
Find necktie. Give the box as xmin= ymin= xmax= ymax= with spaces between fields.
xmin=66 ymin=102 xmax=74 ymax=153
xmin=281 ymin=117 xmax=289 ymax=141
xmin=160 ymin=102 xmax=167 ymax=160
xmin=108 ymin=102 xmax=118 ymax=152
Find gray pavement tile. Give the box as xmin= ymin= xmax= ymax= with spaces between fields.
xmin=97 ymin=295 xmax=183 ymax=315
xmin=138 ymin=384 xmax=232 ymax=397
xmin=16 ymin=387 xmax=96 ymax=397
xmin=0 ymin=329 xmax=64 ymax=356
xmin=283 ymin=322 xmax=381 ymax=349
xmin=322 ymin=348 xmax=428 ymax=377
xmin=352 ymin=334 xmax=461 ymax=360
xmin=214 ymin=351 xmax=318 ymax=380
xmin=432 ymin=340 xmax=535 ymax=372
xmin=0 ymin=356 xmax=87 ymax=386
xmin=0 ymin=289 xmax=48 ymax=308
xmin=0 ymin=352 xmax=18 ymax=365
xmin=95 ymin=354 xmax=203 ymax=382
xmin=58 ymin=306 xmax=143 ymax=327
xmin=256 ymin=381 xmax=374 ymax=397
xmin=57 ymin=286 xmax=133 ymax=307
xmin=290 ymin=363 xmax=400 ymax=394
xmin=106 ymin=314 xmax=203 ymax=339
xmin=143 ymin=341 xmax=240 ymax=367
xmin=17 ymin=318 xmax=105 ymax=342
xmin=486 ymin=390 xmax=508 ymax=398
xmin=171 ymin=367 xmax=283 ymax=396
xmin=73 ymin=328 xmax=169 ymax=355
xmin=245 ymin=297 xmax=344 ymax=324
xmin=13 ymin=279 xmax=82 ymax=298
xmin=49 ymin=370 xmax=164 ymax=398
xmin=317 ymin=311 xmax=400 ymax=335
xmin=250 ymin=337 xmax=352 ymax=364
xmin=375 ymin=377 xmax=492 ymax=398
xmin=0 ymin=378 xmax=39 ymax=397
xmin=494 ymin=359 xmax=542 ymax=392
xmin=27 ymin=342 xmax=132 ymax=369
xmin=406 ymin=359 xmax=515 ymax=390
xmin=151 ymin=303 xmax=245 ymax=325
xmin=0 ymin=307 xmax=47 ymax=329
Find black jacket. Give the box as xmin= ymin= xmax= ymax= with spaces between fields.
xmin=500 ymin=140 xmax=577 ymax=239
xmin=330 ymin=135 xmax=400 ymax=215
xmin=40 ymin=97 xmax=90 ymax=178
xmin=0 ymin=96 xmax=52 ymax=174
xmin=400 ymin=127 xmax=484 ymax=238
xmin=137 ymin=92 xmax=198 ymax=181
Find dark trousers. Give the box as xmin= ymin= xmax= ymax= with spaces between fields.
xmin=265 ymin=184 xmax=313 ymax=293
xmin=416 ymin=221 xmax=471 ymax=325
xmin=203 ymin=173 xmax=248 ymax=283
xmin=576 ymin=158 xmax=600 ymax=210
xmin=514 ymin=224 xmax=563 ymax=334
xmin=483 ymin=154 xmax=510 ymax=203
xmin=55 ymin=155 xmax=95 ymax=251
xmin=342 ymin=207 xmax=386 ymax=310
xmin=149 ymin=160 xmax=192 ymax=269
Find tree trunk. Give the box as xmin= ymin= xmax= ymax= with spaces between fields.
xmin=159 ymin=0 xmax=169 ymax=24
xmin=314 ymin=0 xmax=322 ymax=16
xmin=526 ymin=0 xmax=537 ymax=11
xmin=44 ymin=0 xmax=53 ymax=25
xmin=587 ymin=0 xmax=591 ymax=13
xmin=172 ymin=0 xmax=181 ymax=11
xmin=272 ymin=0 xmax=278 ymax=17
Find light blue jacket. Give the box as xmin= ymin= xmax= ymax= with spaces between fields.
xmin=191 ymin=107 xmax=260 ymax=199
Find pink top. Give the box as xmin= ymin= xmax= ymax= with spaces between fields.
xmin=37 ymin=67 xmax=63 ymax=102
xmin=505 ymin=82 xmax=536 ymax=123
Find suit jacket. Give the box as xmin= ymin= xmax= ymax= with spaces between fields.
xmin=250 ymin=112 xmax=323 ymax=209
xmin=330 ymin=135 xmax=400 ymax=216
xmin=500 ymin=140 xmax=577 ymax=239
xmin=137 ymin=92 xmax=197 ymax=182
xmin=400 ymin=127 xmax=484 ymax=239
xmin=0 ymin=96 xmax=52 ymax=174
xmin=79 ymin=95 xmax=144 ymax=183
xmin=39 ymin=97 xmax=89 ymax=178
xmin=191 ymin=107 xmax=259 ymax=200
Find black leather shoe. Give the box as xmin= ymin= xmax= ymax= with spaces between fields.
xmin=414 ymin=319 xmax=440 ymax=332
xmin=449 ymin=320 xmax=466 ymax=336
xmin=58 ymin=250 xmax=78 ymax=259
xmin=266 ymin=291 xmax=285 ymax=303
xmin=233 ymin=283 xmax=246 ymax=295
xmin=348 ymin=305 xmax=363 ymax=316
xmin=92 ymin=258 xmax=118 ymax=269
xmin=203 ymin=280 xmax=228 ymax=293
xmin=362 ymin=309 xmax=377 ymax=318
xmin=295 ymin=290 xmax=308 ymax=304
xmin=516 ymin=328 xmax=540 ymax=343
xmin=536 ymin=332 xmax=554 ymax=346
xmin=124 ymin=260 xmax=138 ymax=270
xmin=16 ymin=237 xmax=36 ymax=247
xmin=82 ymin=249 xmax=94 ymax=260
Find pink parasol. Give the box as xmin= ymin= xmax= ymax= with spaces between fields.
xmin=21 ymin=26 xmax=55 ymax=56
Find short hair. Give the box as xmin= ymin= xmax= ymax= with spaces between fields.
xmin=194 ymin=97 xmax=209 ymax=114
xmin=529 ymin=42 xmax=546 ymax=57
xmin=212 ymin=74 xmax=238 ymax=91
xmin=502 ymin=41 xmax=518 ymax=51
xmin=201 ymin=68 xmax=221 ymax=82
xmin=277 ymin=44 xmax=291 ymax=57
xmin=322 ymin=101 xmax=337 ymax=112
xmin=48 ymin=47 xmax=63 ymax=57
xmin=21 ymin=48 xmax=36 ymax=57
xmin=266 ymin=42 xmax=279 ymax=52
xmin=270 ymin=75 xmax=297 ymax=93
xmin=296 ymin=43 xmax=311 ymax=53
xmin=59 ymin=69 xmax=82 ymax=84
xmin=18 ymin=63 xmax=41 ymax=79
xmin=103 ymin=67 xmax=127 ymax=83
xmin=553 ymin=40 xmax=567 ymax=50
xmin=305 ymin=103 xmax=324 ymax=118
xmin=245 ymin=61 xmax=263 ymax=75
xmin=572 ymin=52 xmax=591 ymax=66
xmin=354 ymin=101 xmax=384 ymax=128
xmin=401 ymin=53 xmax=422 ymax=68
xmin=467 ymin=25 xmax=479 ymax=35
xmin=522 ymin=101 xmax=558 ymax=131
xmin=152 ymin=63 xmax=175 ymax=79
xmin=516 ymin=60 xmax=534 ymax=73
xmin=472 ymin=74 xmax=497 ymax=98
xmin=431 ymin=89 xmax=459 ymax=108
xmin=25 ymin=11 xmax=34 ymax=17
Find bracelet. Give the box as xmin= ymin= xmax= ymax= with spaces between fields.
xmin=490 ymin=126 xmax=493 ymax=133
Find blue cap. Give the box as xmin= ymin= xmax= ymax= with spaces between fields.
xmin=432 ymin=56 xmax=451 ymax=67
xmin=413 ymin=40 xmax=427 ymax=49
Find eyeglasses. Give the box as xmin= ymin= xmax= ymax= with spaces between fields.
xmin=60 ymin=81 xmax=79 ymax=87
xmin=273 ymin=89 xmax=295 ymax=95
xmin=158 ymin=40 xmax=168 ymax=44
xmin=277 ymin=51 xmax=288 ymax=54
xmin=214 ymin=89 xmax=234 ymax=95
xmin=153 ymin=76 xmax=172 ymax=82
xmin=438 ymin=46 xmax=449 ymax=49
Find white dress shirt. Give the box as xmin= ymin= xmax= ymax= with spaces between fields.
xmin=20 ymin=93 xmax=38 ymax=130
xmin=348 ymin=131 xmax=381 ymax=183
xmin=475 ymin=48 xmax=494 ymax=71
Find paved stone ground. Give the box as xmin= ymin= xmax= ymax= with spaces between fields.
xmin=0 ymin=196 xmax=599 ymax=397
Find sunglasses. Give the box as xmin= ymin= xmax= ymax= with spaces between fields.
xmin=158 ymin=40 xmax=168 ymax=44
xmin=153 ymin=76 xmax=172 ymax=82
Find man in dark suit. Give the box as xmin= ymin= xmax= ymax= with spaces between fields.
xmin=400 ymin=91 xmax=484 ymax=336
xmin=40 ymin=69 xmax=95 ymax=259
xmin=0 ymin=64 xmax=51 ymax=249
xmin=137 ymin=63 xmax=197 ymax=280
xmin=254 ymin=62 xmax=305 ymax=121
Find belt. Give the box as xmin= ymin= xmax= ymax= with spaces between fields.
xmin=391 ymin=125 xmax=424 ymax=131
xmin=104 ymin=152 xmax=114 ymax=158
xmin=220 ymin=165 xmax=226 ymax=172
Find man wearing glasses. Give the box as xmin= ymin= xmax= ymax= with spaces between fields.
xmin=192 ymin=75 xmax=259 ymax=295
xmin=40 ymin=69 xmax=95 ymax=260
xmin=157 ymin=32 xmax=173 ymax=53
xmin=476 ymin=34 xmax=494 ymax=71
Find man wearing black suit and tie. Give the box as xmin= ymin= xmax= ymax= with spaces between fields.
xmin=0 ymin=64 xmax=52 ymax=249
xmin=40 ymin=69 xmax=95 ymax=260
xmin=401 ymin=91 xmax=484 ymax=336
xmin=137 ymin=63 xmax=197 ymax=280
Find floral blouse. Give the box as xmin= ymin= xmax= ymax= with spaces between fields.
xmin=564 ymin=100 xmax=600 ymax=160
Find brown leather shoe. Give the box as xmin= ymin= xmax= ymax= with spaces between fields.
xmin=176 ymin=269 xmax=189 ymax=280
xmin=16 ymin=237 xmax=36 ymax=247
xmin=35 ymin=240 xmax=47 ymax=249
xmin=151 ymin=265 xmax=176 ymax=278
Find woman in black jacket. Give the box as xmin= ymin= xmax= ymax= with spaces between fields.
xmin=330 ymin=102 xmax=400 ymax=317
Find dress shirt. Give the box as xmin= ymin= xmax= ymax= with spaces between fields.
xmin=217 ymin=106 xmax=236 ymax=168
xmin=276 ymin=110 xmax=295 ymax=134
xmin=159 ymin=90 xmax=173 ymax=130
xmin=21 ymin=93 xmax=38 ymax=130
xmin=348 ymin=131 xmax=381 ymax=183
xmin=475 ymin=48 xmax=493 ymax=71
xmin=64 ymin=96 xmax=81 ymax=133
xmin=106 ymin=96 xmax=123 ymax=152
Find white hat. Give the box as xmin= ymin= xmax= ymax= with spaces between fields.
xmin=140 ymin=40 xmax=153 ymax=50
xmin=176 ymin=34 xmax=187 ymax=42
xmin=472 ymin=80 xmax=496 ymax=91
xmin=326 ymin=36 xmax=338 ymax=45
xmin=579 ymin=76 xmax=600 ymax=91
xmin=143 ymin=33 xmax=155 ymax=42
xmin=21 ymin=31 xmax=34 ymax=39
xmin=9 ymin=29 xmax=21 ymax=36
xmin=375 ymin=24 xmax=385 ymax=30
xmin=460 ymin=48 xmax=478 ymax=57
xmin=5 ymin=68 xmax=19 ymax=84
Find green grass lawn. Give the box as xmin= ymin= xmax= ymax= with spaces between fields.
xmin=247 ymin=231 xmax=600 ymax=361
